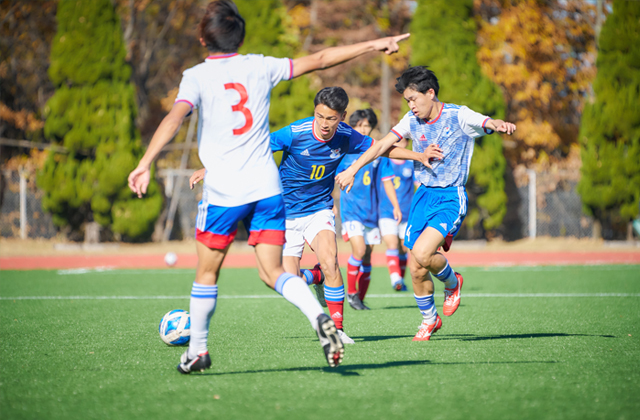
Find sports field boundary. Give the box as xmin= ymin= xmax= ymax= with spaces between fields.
xmin=1 ymin=250 xmax=639 ymax=270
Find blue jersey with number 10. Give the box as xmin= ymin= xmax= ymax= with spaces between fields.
xmin=270 ymin=117 xmax=373 ymax=219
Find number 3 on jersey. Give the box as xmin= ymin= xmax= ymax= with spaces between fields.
xmin=224 ymin=83 xmax=253 ymax=135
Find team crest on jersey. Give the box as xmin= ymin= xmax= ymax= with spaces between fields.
xmin=330 ymin=148 xmax=341 ymax=159
xmin=403 ymin=167 xmax=413 ymax=178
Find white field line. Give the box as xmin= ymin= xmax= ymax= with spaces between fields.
xmin=54 ymin=264 xmax=640 ymax=275
xmin=1 ymin=293 xmax=640 ymax=301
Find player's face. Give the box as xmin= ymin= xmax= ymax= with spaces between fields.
xmin=353 ymin=119 xmax=372 ymax=136
xmin=314 ymin=104 xmax=345 ymax=140
xmin=403 ymin=87 xmax=436 ymax=120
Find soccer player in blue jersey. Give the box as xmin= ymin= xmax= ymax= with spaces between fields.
xmin=376 ymin=157 xmax=415 ymax=291
xmin=129 ymin=0 xmax=413 ymax=371
xmin=336 ymin=66 xmax=515 ymax=341
xmin=338 ymin=110 xmax=402 ymax=310
xmin=190 ymin=88 xmax=432 ymax=344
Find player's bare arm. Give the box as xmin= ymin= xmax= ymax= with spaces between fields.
xmin=382 ymin=178 xmax=403 ymax=224
xmin=291 ymin=34 xmax=410 ymax=78
xmin=335 ymin=133 xmax=442 ymax=192
xmin=128 ymin=101 xmax=192 ymax=198
xmin=485 ymin=119 xmax=517 ymax=135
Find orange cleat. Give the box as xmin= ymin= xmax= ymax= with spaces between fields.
xmin=412 ymin=315 xmax=442 ymax=341
xmin=443 ymin=273 xmax=463 ymax=316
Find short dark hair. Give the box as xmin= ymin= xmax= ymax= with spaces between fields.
xmin=198 ymin=1 xmax=245 ymax=53
xmin=314 ymin=87 xmax=349 ymax=114
xmin=348 ymin=109 xmax=378 ymax=130
xmin=395 ymin=66 xmax=439 ymax=96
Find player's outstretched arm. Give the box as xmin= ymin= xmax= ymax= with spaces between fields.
xmin=335 ymin=133 xmax=401 ymax=192
xmin=485 ymin=119 xmax=517 ymax=135
xmin=335 ymin=135 xmax=443 ymax=192
xmin=128 ymin=102 xmax=192 ymax=198
xmin=382 ymin=179 xmax=402 ymax=224
xmin=291 ymin=33 xmax=410 ymax=78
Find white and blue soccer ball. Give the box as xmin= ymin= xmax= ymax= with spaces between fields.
xmin=159 ymin=309 xmax=191 ymax=346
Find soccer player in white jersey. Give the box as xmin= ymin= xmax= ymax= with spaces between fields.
xmin=127 ymin=0 xmax=410 ymax=372
xmin=336 ymin=66 xmax=516 ymax=341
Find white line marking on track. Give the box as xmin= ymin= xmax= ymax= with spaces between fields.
xmin=2 ymin=293 xmax=639 ymax=301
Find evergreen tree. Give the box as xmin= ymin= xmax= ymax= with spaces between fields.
xmin=578 ymin=0 xmax=640 ymax=235
xmin=410 ymin=0 xmax=507 ymax=236
xmin=38 ymin=0 xmax=162 ymax=241
xmin=236 ymin=0 xmax=315 ymax=130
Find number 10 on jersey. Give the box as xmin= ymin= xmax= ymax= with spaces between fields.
xmin=310 ymin=165 xmax=325 ymax=179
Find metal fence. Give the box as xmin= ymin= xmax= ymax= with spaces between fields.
xmin=517 ymin=170 xmax=593 ymax=239
xmin=0 ymin=168 xmax=595 ymax=241
xmin=0 ymin=170 xmax=57 ymax=239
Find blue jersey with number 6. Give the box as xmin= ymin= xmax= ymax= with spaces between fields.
xmin=337 ymin=156 xmax=388 ymax=228
xmin=270 ymin=117 xmax=373 ymax=219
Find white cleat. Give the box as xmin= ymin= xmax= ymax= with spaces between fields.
xmin=338 ymin=329 xmax=355 ymax=344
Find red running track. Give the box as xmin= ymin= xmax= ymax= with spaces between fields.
xmin=1 ymin=251 xmax=639 ymax=270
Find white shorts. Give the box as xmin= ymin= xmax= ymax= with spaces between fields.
xmin=283 ymin=209 xmax=336 ymax=258
xmin=379 ymin=218 xmax=408 ymax=239
xmin=341 ymin=220 xmax=381 ymax=245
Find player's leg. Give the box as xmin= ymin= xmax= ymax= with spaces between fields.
xmin=417 ymin=187 xmax=467 ymax=316
xmin=357 ymin=242 xmax=374 ymax=303
xmin=250 ymin=195 xmax=344 ymax=367
xmin=307 ymin=212 xmax=353 ymax=343
xmin=398 ymin=222 xmax=409 ymax=279
xmin=356 ymin=226 xmax=380 ymax=303
xmin=380 ymin=217 xmax=403 ymax=290
xmin=179 ymin=201 xmax=248 ymax=374
xmin=343 ymin=221 xmax=366 ymax=309
xmin=408 ymin=227 xmax=443 ymax=341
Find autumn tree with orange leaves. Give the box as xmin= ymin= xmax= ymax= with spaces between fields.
xmin=476 ymin=0 xmax=597 ymax=165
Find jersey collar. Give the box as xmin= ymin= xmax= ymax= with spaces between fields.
xmin=312 ymin=119 xmax=336 ymax=143
xmin=205 ymin=53 xmax=239 ymax=61
xmin=423 ymin=102 xmax=444 ymax=124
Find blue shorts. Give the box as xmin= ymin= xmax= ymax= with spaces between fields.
xmin=196 ymin=194 xmax=286 ymax=249
xmin=404 ymin=185 xmax=467 ymax=250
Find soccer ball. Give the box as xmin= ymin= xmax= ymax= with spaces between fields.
xmin=159 ymin=309 xmax=190 ymax=346
xmin=164 ymin=252 xmax=178 ymax=266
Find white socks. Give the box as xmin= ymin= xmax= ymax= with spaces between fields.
xmin=187 ymin=282 xmax=218 ymax=359
xmin=275 ymin=272 xmax=324 ymax=329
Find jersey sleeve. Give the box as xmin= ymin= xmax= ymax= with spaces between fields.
xmin=458 ymin=106 xmax=494 ymax=138
xmin=390 ymin=112 xmax=413 ymax=140
xmin=378 ymin=158 xmax=395 ymax=183
xmin=270 ymin=125 xmax=293 ymax=152
xmin=263 ymin=56 xmax=294 ymax=88
xmin=174 ymin=70 xmax=200 ymax=115
xmin=347 ymin=131 xmax=374 ymax=154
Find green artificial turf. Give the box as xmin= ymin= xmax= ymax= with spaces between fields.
xmin=1 ymin=265 xmax=639 ymax=420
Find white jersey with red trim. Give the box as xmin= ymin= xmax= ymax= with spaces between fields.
xmin=390 ymin=103 xmax=493 ymax=188
xmin=175 ymin=53 xmax=293 ymax=207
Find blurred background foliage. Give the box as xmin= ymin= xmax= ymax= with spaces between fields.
xmin=2 ymin=0 xmax=637 ymax=241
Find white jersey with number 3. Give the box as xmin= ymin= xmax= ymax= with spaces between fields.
xmin=175 ymin=53 xmax=293 ymax=207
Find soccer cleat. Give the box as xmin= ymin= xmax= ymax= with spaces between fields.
xmin=412 ymin=315 xmax=442 ymax=341
xmin=315 ymin=313 xmax=344 ymax=367
xmin=312 ymin=264 xmax=327 ymax=308
xmin=338 ymin=329 xmax=355 ymax=344
xmin=393 ymin=280 xmax=407 ymax=292
xmin=443 ymin=273 xmax=463 ymax=316
xmin=177 ymin=350 xmax=212 ymax=374
xmin=347 ymin=293 xmax=370 ymax=310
